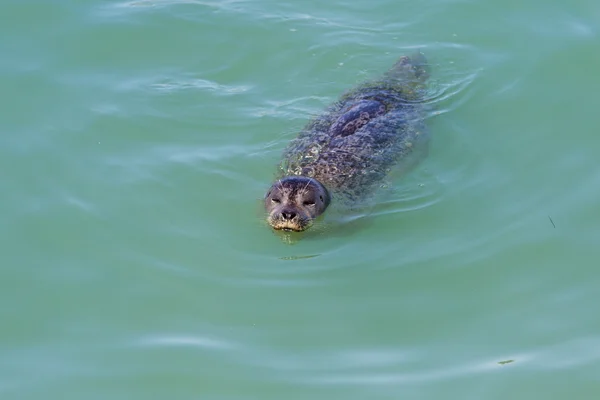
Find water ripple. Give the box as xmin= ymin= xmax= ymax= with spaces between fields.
xmin=151 ymin=78 xmax=252 ymax=95
xmin=136 ymin=334 xmax=238 ymax=351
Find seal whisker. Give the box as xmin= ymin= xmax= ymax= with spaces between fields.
xmin=300 ymin=177 xmax=314 ymax=197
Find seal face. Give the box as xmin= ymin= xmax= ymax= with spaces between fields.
xmin=265 ymin=54 xmax=429 ymax=232
xmin=265 ymin=176 xmax=330 ymax=232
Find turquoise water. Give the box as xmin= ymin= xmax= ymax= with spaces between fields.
xmin=2 ymin=0 xmax=600 ymax=398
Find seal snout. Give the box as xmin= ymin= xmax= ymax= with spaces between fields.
xmin=272 ymin=208 xmax=305 ymax=232
xmin=281 ymin=210 xmax=297 ymax=220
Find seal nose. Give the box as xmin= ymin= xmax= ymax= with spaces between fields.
xmin=282 ymin=211 xmax=297 ymax=220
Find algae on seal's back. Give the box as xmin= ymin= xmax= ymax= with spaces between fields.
xmin=265 ymin=54 xmax=430 ymax=232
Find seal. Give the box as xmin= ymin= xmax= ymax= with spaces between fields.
xmin=265 ymin=54 xmax=430 ymax=232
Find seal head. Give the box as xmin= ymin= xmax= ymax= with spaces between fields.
xmin=265 ymin=176 xmax=330 ymax=232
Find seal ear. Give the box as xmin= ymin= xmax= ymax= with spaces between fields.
xmin=320 ymin=187 xmax=331 ymax=209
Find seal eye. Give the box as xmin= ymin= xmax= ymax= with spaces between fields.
xmin=271 ymin=198 xmax=281 ymax=204
xmin=303 ymin=201 xmax=316 ymax=206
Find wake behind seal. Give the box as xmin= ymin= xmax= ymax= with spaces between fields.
xmin=265 ymin=54 xmax=430 ymax=232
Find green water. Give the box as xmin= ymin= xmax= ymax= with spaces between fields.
xmin=2 ymin=0 xmax=600 ymax=398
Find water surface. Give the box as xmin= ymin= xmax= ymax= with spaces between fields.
xmin=1 ymin=0 xmax=599 ymax=398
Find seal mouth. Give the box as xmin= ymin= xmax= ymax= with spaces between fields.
xmin=268 ymin=217 xmax=312 ymax=232
xmin=276 ymin=227 xmax=303 ymax=233
xmin=271 ymin=222 xmax=309 ymax=232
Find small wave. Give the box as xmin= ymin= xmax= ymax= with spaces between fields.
xmin=151 ymin=78 xmax=252 ymax=95
xmin=424 ymin=69 xmax=481 ymax=113
xmin=136 ymin=333 xmax=238 ymax=351
xmin=104 ymin=0 xmax=240 ymax=12
xmin=372 ymin=172 xmax=446 ymax=216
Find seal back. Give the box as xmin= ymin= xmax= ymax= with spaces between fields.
xmin=278 ymin=54 xmax=430 ymax=202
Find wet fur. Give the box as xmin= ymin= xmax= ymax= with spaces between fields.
xmin=265 ymin=54 xmax=429 ymax=232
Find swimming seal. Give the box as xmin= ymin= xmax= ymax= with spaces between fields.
xmin=265 ymin=54 xmax=430 ymax=232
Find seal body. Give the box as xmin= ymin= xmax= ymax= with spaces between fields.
xmin=265 ymin=54 xmax=429 ymax=232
